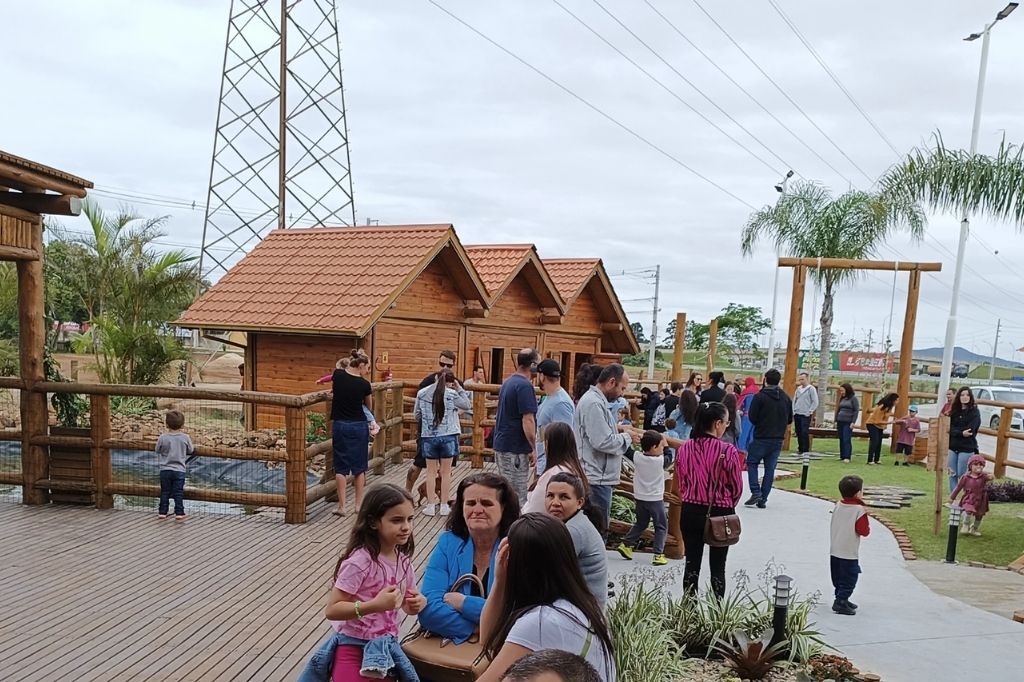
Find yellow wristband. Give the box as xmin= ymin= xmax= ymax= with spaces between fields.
xmin=354 ymin=601 xmax=362 ymax=619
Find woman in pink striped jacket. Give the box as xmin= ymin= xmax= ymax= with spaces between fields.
xmin=673 ymin=401 xmax=744 ymax=598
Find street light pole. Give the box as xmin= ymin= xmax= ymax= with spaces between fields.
xmin=937 ymin=3 xmax=1017 ymax=405
xmin=766 ymin=170 xmax=794 ymax=371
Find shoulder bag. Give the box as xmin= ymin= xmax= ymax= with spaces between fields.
xmin=703 ymin=444 xmax=742 ymax=547
xmin=401 ymin=573 xmax=491 ymax=681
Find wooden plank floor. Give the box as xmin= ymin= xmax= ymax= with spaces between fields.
xmin=0 ymin=461 xmax=494 ymax=681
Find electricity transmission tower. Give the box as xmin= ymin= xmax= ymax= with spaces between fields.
xmin=199 ymin=0 xmax=356 ymax=280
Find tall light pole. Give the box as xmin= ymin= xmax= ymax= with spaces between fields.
xmin=766 ymin=170 xmax=794 ymax=370
xmin=936 ymin=2 xmax=1017 ymax=405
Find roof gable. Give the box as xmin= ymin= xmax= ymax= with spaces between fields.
xmin=178 ymin=224 xmax=490 ymax=335
xmin=465 ymin=245 xmax=566 ymax=315
xmin=544 ymin=258 xmax=638 ymax=354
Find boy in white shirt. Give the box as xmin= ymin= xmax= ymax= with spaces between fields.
xmin=830 ymin=475 xmax=870 ymax=615
xmin=615 ymin=431 xmax=670 ymax=566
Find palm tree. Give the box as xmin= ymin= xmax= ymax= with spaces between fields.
xmin=741 ymin=181 xmax=926 ymax=419
xmin=880 ymin=133 xmax=1024 ymax=225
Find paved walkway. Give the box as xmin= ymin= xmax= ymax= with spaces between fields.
xmin=608 ymin=485 xmax=1024 ymax=682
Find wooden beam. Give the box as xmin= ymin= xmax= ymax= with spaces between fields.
xmin=540 ymin=310 xmax=563 ymax=325
xmin=0 ymin=203 xmax=43 ymax=224
xmin=671 ymin=312 xmax=686 ymax=382
xmin=892 ymin=269 xmax=920 ymax=450
xmin=782 ymin=267 xmax=807 ymax=450
xmin=462 ymin=303 xmax=488 ymax=318
xmin=0 ymin=164 xmax=89 ymax=198
xmin=600 ymin=322 xmax=623 ymax=332
xmin=706 ymin=318 xmax=718 ymax=378
xmin=18 ymin=220 xmax=47 ymax=505
xmin=0 ymin=192 xmax=82 ymax=216
xmin=31 ymin=380 xmax=304 ymax=406
xmin=284 ymin=407 xmax=307 ymax=523
xmin=0 ymin=245 xmax=39 ymax=261
xmin=778 ymin=257 xmax=942 ymax=272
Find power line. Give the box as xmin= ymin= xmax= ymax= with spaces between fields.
xmin=765 ymin=0 xmax=900 ymax=157
xmin=641 ymin=0 xmax=857 ymax=187
xmin=426 ymin=0 xmax=757 ymax=209
xmin=686 ymin=0 xmax=874 ymax=183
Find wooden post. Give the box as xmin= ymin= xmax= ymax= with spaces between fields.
xmin=471 ymin=388 xmax=486 ymax=469
xmin=670 ymin=312 xmax=686 ymax=382
xmin=994 ymin=405 xmax=1013 ymax=479
xmin=706 ymin=317 xmax=718 ymax=378
xmin=90 ymin=395 xmax=112 ymax=509
xmin=322 ymin=398 xmax=337 ymax=502
xmin=390 ymin=385 xmax=404 ymax=464
xmin=782 ymin=266 xmax=807 ymax=451
xmin=284 ymin=406 xmax=307 ymax=524
xmin=859 ymin=389 xmax=877 ymax=431
xmin=892 ymin=269 xmax=921 ymax=450
xmin=372 ymin=386 xmax=386 ymax=475
xmin=933 ymin=415 xmax=949 ymax=536
xmin=666 ymin=472 xmax=684 ymax=560
xmin=18 ymin=218 xmax=48 ymax=505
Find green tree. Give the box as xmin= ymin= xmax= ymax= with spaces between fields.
xmin=630 ymin=321 xmax=648 ymax=345
xmin=741 ymin=181 xmax=925 ymax=418
xmin=716 ymin=303 xmax=771 ymax=351
xmin=662 ymin=317 xmax=676 ymax=345
xmin=685 ymin=321 xmax=711 ymax=350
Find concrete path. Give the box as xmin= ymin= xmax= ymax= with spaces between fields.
xmin=607 ymin=486 xmax=1024 ymax=682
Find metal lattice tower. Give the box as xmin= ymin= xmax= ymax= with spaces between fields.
xmin=199 ymin=0 xmax=356 ymax=280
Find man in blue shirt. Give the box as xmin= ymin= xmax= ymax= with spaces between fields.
xmin=493 ymin=348 xmax=540 ymax=505
xmin=535 ymin=359 xmax=575 ymax=474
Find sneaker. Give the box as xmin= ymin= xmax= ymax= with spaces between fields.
xmin=438 ymin=503 xmax=450 ymax=516
xmin=743 ymin=495 xmax=761 ymax=507
xmin=902 ymin=462 xmax=910 ymax=467
xmin=832 ymin=599 xmax=856 ymax=616
xmin=970 ymin=529 xmax=982 ymax=537
xmin=846 ymin=600 xmax=858 ymax=609
xmin=894 ymin=461 xmax=901 ymax=466
xmin=421 ymin=504 xmax=437 ymax=517
xmin=960 ymin=524 xmax=970 ymax=535
xmin=652 ymin=554 xmax=668 ymax=566
xmin=616 ymin=543 xmax=634 ymax=561
xmin=756 ymin=500 xmax=767 ymax=509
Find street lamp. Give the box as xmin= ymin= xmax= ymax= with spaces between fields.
xmin=766 ymin=170 xmax=794 ymax=371
xmin=936 ymin=2 xmax=1018 ymax=408
xmin=769 ymin=574 xmax=793 ymax=647
xmin=945 ymin=505 xmax=964 ymax=563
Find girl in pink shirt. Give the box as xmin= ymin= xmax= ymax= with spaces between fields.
xmin=323 ymin=484 xmax=426 ymax=681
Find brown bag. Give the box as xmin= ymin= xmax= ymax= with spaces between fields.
xmin=401 ymin=573 xmax=491 ymax=681
xmin=703 ymin=447 xmax=742 ymax=547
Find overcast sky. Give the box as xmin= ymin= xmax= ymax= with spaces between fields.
xmin=5 ymin=0 xmax=1024 ymax=360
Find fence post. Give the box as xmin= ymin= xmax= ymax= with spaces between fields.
xmin=372 ymin=386 xmax=386 ymax=475
xmin=994 ymin=405 xmax=1013 ymax=479
xmin=285 ymin=406 xmax=307 ymax=524
xmin=472 ymin=387 xmax=486 ymax=469
xmin=90 ymin=394 xmax=113 ymax=509
xmin=390 ymin=385 xmax=404 ymax=465
xmin=322 ymin=398 xmax=337 ymax=502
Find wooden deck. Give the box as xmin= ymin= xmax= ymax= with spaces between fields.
xmin=0 ymin=462 xmax=493 ymax=681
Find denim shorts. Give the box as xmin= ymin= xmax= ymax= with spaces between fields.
xmin=332 ymin=420 xmax=369 ymax=475
xmin=421 ymin=434 xmax=458 ymax=460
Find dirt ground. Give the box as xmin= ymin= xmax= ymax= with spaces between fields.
xmin=52 ymin=350 xmax=244 ymax=388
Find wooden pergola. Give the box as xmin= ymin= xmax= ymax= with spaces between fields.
xmin=779 ymin=257 xmax=942 ymax=446
xmin=0 ymin=151 xmax=92 ymax=504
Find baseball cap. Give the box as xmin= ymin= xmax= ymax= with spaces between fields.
xmin=909 ymin=404 xmax=919 ymax=412
xmin=537 ymin=359 xmax=561 ymax=377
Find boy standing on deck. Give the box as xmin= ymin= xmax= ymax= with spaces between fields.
xmin=830 ymin=475 xmax=870 ymax=616
xmin=156 ymin=409 xmax=194 ymax=521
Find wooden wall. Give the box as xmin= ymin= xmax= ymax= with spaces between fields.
xmin=0 ymin=214 xmax=34 ymax=250
xmin=375 ymin=319 xmax=463 ymax=384
xmin=561 ymin=284 xmax=603 ymax=334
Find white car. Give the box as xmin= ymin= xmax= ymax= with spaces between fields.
xmin=971 ymin=386 xmax=1024 ymax=430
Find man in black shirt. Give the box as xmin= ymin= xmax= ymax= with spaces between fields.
xmin=700 ymin=371 xmax=726 ymax=404
xmin=407 ymin=350 xmax=459 ymax=493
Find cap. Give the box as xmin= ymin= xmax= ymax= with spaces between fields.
xmin=537 ymin=359 xmax=561 ymax=377
xmin=908 ymin=404 xmax=919 ymax=412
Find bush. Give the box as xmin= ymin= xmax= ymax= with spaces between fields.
xmin=307 ymin=412 xmax=329 ymax=444
xmin=988 ymin=479 xmax=1024 ymax=503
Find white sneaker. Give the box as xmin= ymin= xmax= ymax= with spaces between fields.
xmin=439 ymin=503 xmax=450 ymax=516
xmin=421 ymin=504 xmax=437 ymax=517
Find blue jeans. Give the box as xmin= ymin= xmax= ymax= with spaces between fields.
xmin=793 ymin=413 xmax=811 ymax=454
xmin=298 ymin=631 xmax=419 ymax=682
xmin=830 ymin=556 xmax=861 ymax=601
xmin=590 ymin=484 xmax=614 ymax=540
xmin=867 ymin=424 xmax=884 ymax=463
xmin=158 ymin=470 xmax=185 ymax=516
xmin=947 ymin=450 xmax=973 ymax=493
xmin=837 ymin=421 xmax=854 ymax=461
xmin=624 ymin=499 xmax=667 ymax=554
xmin=746 ymin=438 xmax=783 ymax=502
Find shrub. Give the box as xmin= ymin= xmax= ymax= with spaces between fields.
xmin=610 ymin=493 xmax=636 ymax=524
xmin=800 ymin=654 xmax=857 ymax=681
xmin=987 ymin=479 xmax=1024 ymax=503
xmin=307 ymin=412 xmax=329 ymax=444
xmin=608 ymin=568 xmax=690 ymax=682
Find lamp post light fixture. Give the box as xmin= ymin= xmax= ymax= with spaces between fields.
xmin=800 ymin=451 xmax=811 ymax=490
xmin=769 ymin=574 xmax=793 ymax=647
xmin=945 ymin=505 xmax=964 ymax=563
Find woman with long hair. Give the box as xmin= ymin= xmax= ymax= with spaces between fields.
xmin=834 ymin=383 xmax=859 ymax=464
xmin=684 ymin=371 xmax=703 ymax=396
xmin=721 ymin=394 xmax=740 ymax=446
xmin=865 ymin=392 xmax=899 ymax=465
xmin=543 ymin=472 xmax=608 ymax=608
xmin=331 ymin=349 xmax=375 ymax=516
xmin=477 ymin=513 xmax=616 ymax=681
xmin=669 ymin=389 xmax=699 ymax=441
xmin=413 ymin=368 xmax=472 ymax=516
xmin=674 ymin=402 xmax=744 ymax=598
xmin=572 ymin=363 xmax=602 ymax=403
xmin=948 ymin=387 xmax=981 ymax=492
xmin=523 ymin=422 xmax=588 ymax=514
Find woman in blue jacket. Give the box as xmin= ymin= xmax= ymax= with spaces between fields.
xmin=417 ymin=472 xmax=521 ymax=643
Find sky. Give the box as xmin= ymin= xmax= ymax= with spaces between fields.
xmin=4 ymin=0 xmax=1024 ymax=361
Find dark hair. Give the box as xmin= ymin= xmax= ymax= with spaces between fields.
xmin=349 ymin=347 xmax=370 ymax=368
xmin=670 ymin=381 xmax=682 ymax=392
xmin=474 ymin=364 xmax=485 ymax=373
xmin=764 ymin=368 xmax=781 ymax=386
xmin=501 ymin=649 xmax=601 ymax=682
xmin=639 ymin=387 xmax=652 ymax=396
xmin=640 ymin=429 xmax=663 ymax=452
xmin=660 ymin=388 xmax=670 ymax=398
xmin=430 ymin=369 xmax=457 ymax=428
xmin=482 ymin=513 xmax=614 ymax=673
xmin=950 ymin=386 xmax=976 ymax=419
xmin=165 ymin=409 xmax=185 ymax=430
xmin=440 ymin=349 xmax=457 ymax=361
xmin=709 ymin=371 xmax=725 ymax=385
xmin=840 ymin=382 xmax=855 ymax=399
xmin=722 ymin=393 xmax=739 ymax=441
xmin=597 ymin=363 xmax=625 ymax=384
xmin=546 ymin=471 xmax=605 ymax=531
xmin=334 ymin=483 xmax=414 ymax=578
xmin=664 ymin=417 xmax=677 ymax=430
xmin=798 ymin=372 xmax=809 ymax=378
xmin=572 ymin=363 xmax=599 ymax=402
xmin=543 ymin=422 xmax=588 ymax=490
xmin=692 ymin=401 xmax=728 ymax=438
xmin=517 ymin=348 xmax=539 ymax=369
xmin=678 ymin=389 xmax=699 ymax=426
xmin=838 ymin=475 xmax=864 ymax=499
xmin=684 ymin=371 xmax=702 ymax=390
xmin=447 ymin=472 xmax=521 ymax=540
xmin=876 ymin=392 xmax=899 ymax=411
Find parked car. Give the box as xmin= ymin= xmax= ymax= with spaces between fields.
xmin=972 ymin=386 xmax=1024 ymax=430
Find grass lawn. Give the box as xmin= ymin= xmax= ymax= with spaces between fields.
xmin=775 ymin=438 xmax=1024 ymax=566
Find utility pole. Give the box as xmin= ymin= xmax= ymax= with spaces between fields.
xmin=647 ymin=264 xmax=661 ymax=380
xmin=867 ymin=329 xmax=873 ymax=354
xmin=988 ymin=318 xmax=1001 ymax=384
xmin=766 ymin=171 xmax=794 ymax=370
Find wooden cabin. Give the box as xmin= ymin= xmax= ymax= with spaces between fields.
xmin=178 ymin=224 xmax=638 ymax=427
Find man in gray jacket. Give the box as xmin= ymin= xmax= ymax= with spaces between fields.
xmin=574 ymin=363 xmax=641 ymax=536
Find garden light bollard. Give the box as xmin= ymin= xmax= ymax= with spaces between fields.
xmin=945 ymin=504 xmax=963 ymax=564
xmin=769 ymin=574 xmax=793 ymax=648
xmin=799 ymin=452 xmax=810 ymax=490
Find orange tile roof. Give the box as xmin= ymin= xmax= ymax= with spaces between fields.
xmin=463 ymin=245 xmax=533 ymax=295
xmin=179 ymin=224 xmax=486 ymax=335
xmin=543 ymin=259 xmax=600 ymax=303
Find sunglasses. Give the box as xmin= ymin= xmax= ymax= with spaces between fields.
xmin=439 ymin=361 xmax=454 ymax=368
